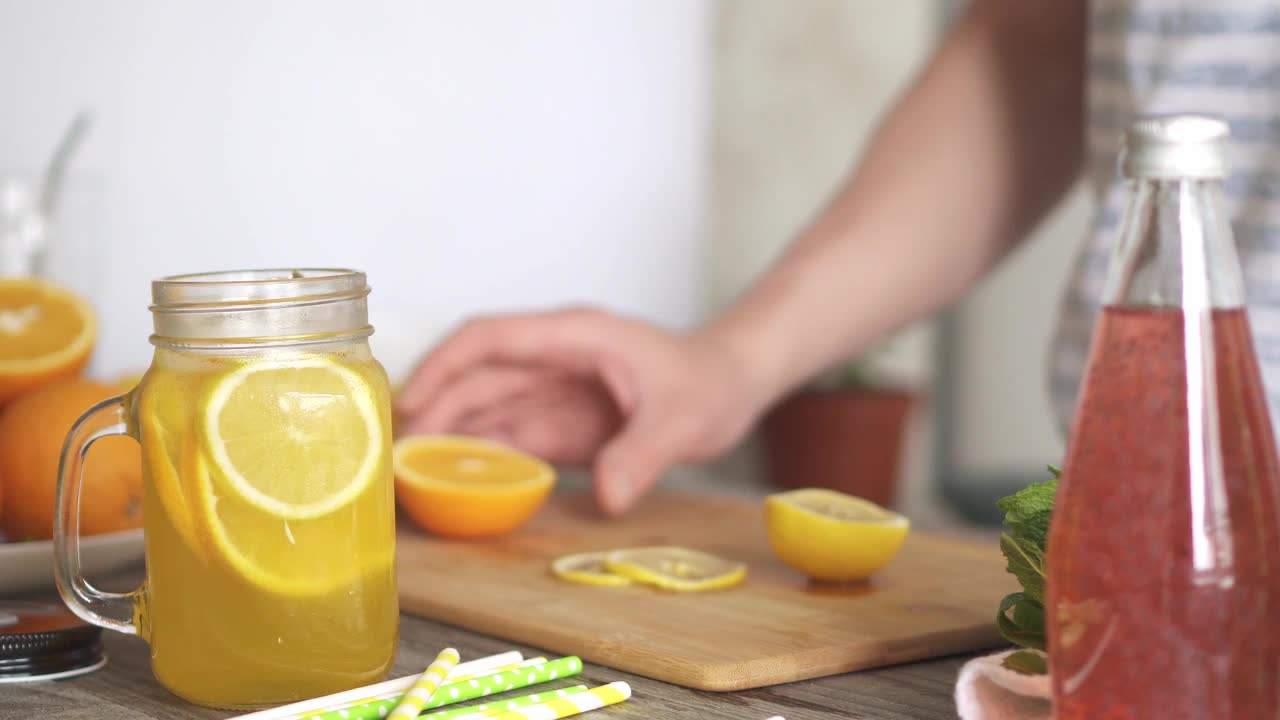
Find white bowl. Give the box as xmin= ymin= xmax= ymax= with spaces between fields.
xmin=0 ymin=529 xmax=144 ymax=596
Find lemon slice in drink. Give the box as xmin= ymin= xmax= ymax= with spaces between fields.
xmin=201 ymin=356 xmax=382 ymax=519
xmin=190 ymin=447 xmax=394 ymax=597
xmin=764 ymin=488 xmax=909 ymax=581
xmin=136 ymin=369 xmax=210 ymax=560
xmin=550 ymin=551 xmax=633 ymax=587
xmin=603 ymin=547 xmax=746 ymax=592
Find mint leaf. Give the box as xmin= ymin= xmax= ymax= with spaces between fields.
xmin=999 ymin=533 xmax=1046 ymax=603
xmin=1002 ymin=649 xmax=1049 ymax=675
xmin=995 ymin=478 xmax=1058 ymax=552
xmin=996 ymin=592 xmax=1046 ymax=650
xmin=994 ymin=467 xmax=1059 ymax=652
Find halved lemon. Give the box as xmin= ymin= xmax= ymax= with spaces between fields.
xmin=765 ymin=488 xmax=909 ymax=582
xmin=551 ymin=551 xmax=632 ymax=587
xmin=393 ymin=435 xmax=555 ymax=539
xmin=0 ymin=278 xmax=95 ymax=403
xmin=603 ymin=547 xmax=746 ymax=592
xmin=202 ymin=356 xmax=383 ymax=519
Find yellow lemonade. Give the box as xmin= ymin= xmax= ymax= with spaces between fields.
xmin=131 ymin=345 xmax=398 ymax=709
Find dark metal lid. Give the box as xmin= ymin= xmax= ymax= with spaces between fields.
xmin=0 ymin=601 xmax=105 ymax=682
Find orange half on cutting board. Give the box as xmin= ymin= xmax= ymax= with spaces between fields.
xmin=392 ymin=435 xmax=556 ymax=539
xmin=0 ymin=278 xmax=95 ymax=403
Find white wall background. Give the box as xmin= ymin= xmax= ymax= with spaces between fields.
xmin=0 ymin=0 xmax=712 ymax=383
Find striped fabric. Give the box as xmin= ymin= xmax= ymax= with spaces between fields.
xmin=1048 ymin=0 xmax=1280 ymax=436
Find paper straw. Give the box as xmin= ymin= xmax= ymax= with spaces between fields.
xmin=388 ymin=648 xmax=461 ymax=720
xmin=445 ymin=652 xmax=526 ymax=679
xmin=448 ymin=657 xmax=547 ymax=683
xmin=234 ymin=651 xmax=523 ymax=720
xmin=464 ymin=682 xmax=630 ymax=720
xmin=299 ymin=660 xmax=551 ymax=720
xmin=298 ymin=657 xmax=584 ymax=720
xmin=422 ymin=656 xmax=583 ymax=710
xmin=420 ymin=686 xmax=589 ymax=720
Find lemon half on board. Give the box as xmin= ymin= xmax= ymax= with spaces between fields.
xmin=550 ymin=551 xmax=633 ymax=587
xmin=603 ymin=546 xmax=746 ymax=592
xmin=765 ymin=488 xmax=909 ymax=582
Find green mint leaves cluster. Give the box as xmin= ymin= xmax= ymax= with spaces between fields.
xmin=994 ymin=466 xmax=1059 ymax=675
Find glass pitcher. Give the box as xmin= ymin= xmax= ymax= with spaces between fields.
xmin=54 ymin=269 xmax=398 ymax=709
xmin=1047 ymin=116 xmax=1280 ymax=717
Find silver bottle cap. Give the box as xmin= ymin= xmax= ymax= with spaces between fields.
xmin=1121 ymin=114 xmax=1229 ymax=180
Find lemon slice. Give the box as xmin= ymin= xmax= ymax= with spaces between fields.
xmin=603 ymin=547 xmax=746 ymax=592
xmin=202 ymin=356 xmax=382 ymax=519
xmin=137 ymin=370 xmax=209 ymax=559
xmin=190 ymin=447 xmax=393 ymax=596
xmin=764 ymin=488 xmax=909 ymax=582
xmin=550 ymin=551 xmax=633 ymax=587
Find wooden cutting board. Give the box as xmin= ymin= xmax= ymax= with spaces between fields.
xmin=396 ymin=492 xmax=1016 ymax=691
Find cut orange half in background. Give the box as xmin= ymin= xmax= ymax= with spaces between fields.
xmin=393 ymin=435 xmax=555 ymax=539
xmin=0 ymin=278 xmax=95 ymax=403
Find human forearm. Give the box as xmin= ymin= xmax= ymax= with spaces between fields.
xmin=703 ymin=1 xmax=1085 ymax=407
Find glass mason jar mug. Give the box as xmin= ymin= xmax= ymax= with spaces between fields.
xmin=53 ymin=270 xmax=399 ymax=709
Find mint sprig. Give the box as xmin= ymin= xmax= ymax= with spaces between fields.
xmin=993 ymin=465 xmax=1059 ymax=671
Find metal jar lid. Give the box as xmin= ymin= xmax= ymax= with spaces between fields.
xmin=1121 ymin=114 xmax=1230 ymax=180
xmin=0 ymin=602 xmax=105 ymax=683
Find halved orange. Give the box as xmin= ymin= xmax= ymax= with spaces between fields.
xmin=393 ymin=435 xmax=555 ymax=539
xmin=0 ymin=278 xmax=95 ymax=403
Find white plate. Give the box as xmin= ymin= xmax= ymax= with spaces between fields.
xmin=0 ymin=529 xmax=144 ymax=596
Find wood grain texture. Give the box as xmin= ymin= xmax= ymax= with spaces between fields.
xmin=0 ymin=610 xmax=975 ymax=720
xmin=396 ymin=492 xmax=1016 ymax=691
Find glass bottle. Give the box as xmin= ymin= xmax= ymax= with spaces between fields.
xmin=1047 ymin=115 xmax=1280 ymax=718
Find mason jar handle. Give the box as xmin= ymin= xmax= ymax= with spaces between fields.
xmin=53 ymin=394 xmax=141 ymax=636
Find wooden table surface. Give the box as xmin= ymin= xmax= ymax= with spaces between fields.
xmin=0 ymin=607 xmax=974 ymax=720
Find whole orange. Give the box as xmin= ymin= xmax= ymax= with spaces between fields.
xmin=0 ymin=379 xmax=143 ymax=540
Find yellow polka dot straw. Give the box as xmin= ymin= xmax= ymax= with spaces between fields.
xmin=387 ymin=648 xmax=462 ymax=720
xmin=469 ymin=681 xmax=631 ymax=720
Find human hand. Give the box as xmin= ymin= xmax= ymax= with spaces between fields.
xmin=395 ymin=308 xmax=767 ymax=514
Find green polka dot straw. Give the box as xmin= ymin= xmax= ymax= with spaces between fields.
xmin=420 ymin=685 xmax=589 ymax=720
xmin=306 ymin=657 xmax=584 ymax=720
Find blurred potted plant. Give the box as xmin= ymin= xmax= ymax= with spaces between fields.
xmin=760 ymin=347 xmax=917 ymax=508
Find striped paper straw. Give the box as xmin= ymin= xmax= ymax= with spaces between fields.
xmin=304 ymin=657 xmax=585 ymax=720
xmin=465 ymin=682 xmax=630 ymax=720
xmin=235 ymin=651 xmax=523 ymax=720
xmin=300 ymin=660 xmax=550 ymax=720
xmin=388 ymin=648 xmax=461 ymax=720
xmin=420 ymin=686 xmax=589 ymax=720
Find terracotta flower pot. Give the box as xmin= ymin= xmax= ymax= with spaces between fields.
xmin=760 ymin=388 xmax=915 ymax=508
